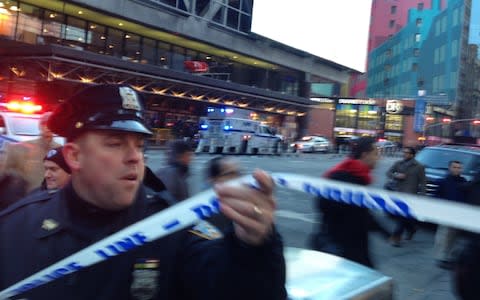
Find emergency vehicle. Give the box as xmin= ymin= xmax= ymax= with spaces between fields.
xmin=0 ymin=100 xmax=63 ymax=154
xmin=196 ymin=117 xmax=281 ymax=155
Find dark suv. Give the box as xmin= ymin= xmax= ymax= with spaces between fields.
xmin=415 ymin=144 xmax=480 ymax=196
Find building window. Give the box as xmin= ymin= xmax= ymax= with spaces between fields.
xmin=142 ymin=38 xmax=157 ymax=65
xmin=86 ymin=23 xmax=106 ymax=54
xmin=391 ymin=5 xmax=397 ymax=14
xmin=418 ymin=2 xmax=424 ymax=10
xmin=389 ymin=20 xmax=395 ymax=28
xmin=16 ymin=3 xmax=43 ymax=44
xmin=124 ymin=33 xmax=141 ymax=62
xmin=416 ymin=18 xmax=423 ymax=27
xmin=413 ymin=48 xmax=420 ymax=56
xmin=385 ymin=114 xmax=403 ymax=131
xmin=417 ymin=79 xmax=424 ymax=88
xmin=415 ymin=33 xmax=421 ymax=42
xmin=65 ymin=16 xmax=86 ymax=49
xmin=412 ymin=63 xmax=418 ymax=71
xmin=384 ymin=64 xmax=392 ymax=71
xmin=386 ymin=49 xmax=392 ymax=57
xmin=452 ymin=40 xmax=458 ymax=57
xmin=42 ymin=10 xmax=65 ymax=45
xmin=105 ymin=27 xmax=124 ymax=57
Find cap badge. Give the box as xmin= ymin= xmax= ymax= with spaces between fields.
xmin=42 ymin=219 xmax=59 ymax=231
xmin=75 ymin=121 xmax=84 ymax=129
xmin=119 ymin=86 xmax=141 ymax=111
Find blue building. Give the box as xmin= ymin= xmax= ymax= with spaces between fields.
xmin=367 ymin=0 xmax=480 ymax=136
xmin=367 ymin=0 xmax=480 ymax=123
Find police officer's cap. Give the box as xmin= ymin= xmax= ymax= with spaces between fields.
xmin=48 ymin=84 xmax=152 ymax=139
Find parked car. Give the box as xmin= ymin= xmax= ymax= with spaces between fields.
xmin=376 ymin=140 xmax=398 ymax=155
xmin=285 ymin=247 xmax=393 ymax=299
xmin=291 ymin=136 xmax=331 ymax=153
xmin=415 ymin=143 xmax=480 ymax=196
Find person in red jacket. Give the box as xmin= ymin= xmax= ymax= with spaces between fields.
xmin=311 ymin=136 xmax=390 ymax=268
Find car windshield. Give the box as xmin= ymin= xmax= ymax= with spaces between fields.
xmin=416 ymin=148 xmax=478 ymax=174
xmin=9 ymin=116 xmax=40 ymax=136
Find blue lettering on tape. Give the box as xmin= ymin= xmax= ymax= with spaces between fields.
xmin=163 ymin=220 xmax=180 ymax=230
xmin=302 ymin=182 xmax=413 ymax=219
xmin=275 ymin=177 xmax=287 ymax=187
xmin=95 ymin=232 xmax=148 ymax=259
xmin=11 ymin=262 xmax=84 ymax=295
xmin=191 ymin=197 xmax=219 ymax=220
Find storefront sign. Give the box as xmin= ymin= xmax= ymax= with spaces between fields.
xmin=334 ymin=127 xmax=355 ymax=133
xmin=310 ymin=97 xmax=335 ymax=103
xmin=386 ymin=100 xmax=403 ymax=114
xmin=338 ymin=99 xmax=376 ymax=105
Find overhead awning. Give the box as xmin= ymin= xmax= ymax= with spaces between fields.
xmin=0 ymin=43 xmax=312 ymax=117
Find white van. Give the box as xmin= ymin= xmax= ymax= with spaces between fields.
xmin=196 ymin=117 xmax=281 ymax=155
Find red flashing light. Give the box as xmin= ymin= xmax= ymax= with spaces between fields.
xmin=377 ymin=138 xmax=386 ymax=142
xmin=473 ymin=120 xmax=480 ymax=125
xmin=5 ymin=101 xmax=42 ymax=114
xmin=442 ymin=118 xmax=452 ymax=123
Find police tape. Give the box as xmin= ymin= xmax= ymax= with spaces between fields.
xmin=1 ymin=172 xmax=480 ymax=299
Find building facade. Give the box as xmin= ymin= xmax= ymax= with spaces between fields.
xmin=308 ymin=97 xmax=432 ymax=146
xmin=0 ymin=0 xmax=358 ymax=143
xmin=366 ymin=0 xmax=480 ymax=140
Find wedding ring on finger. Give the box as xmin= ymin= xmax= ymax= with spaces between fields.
xmin=253 ymin=205 xmax=263 ymax=216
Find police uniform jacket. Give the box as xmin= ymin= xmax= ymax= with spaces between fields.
xmin=0 ymin=183 xmax=286 ymax=300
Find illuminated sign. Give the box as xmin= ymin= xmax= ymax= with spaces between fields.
xmin=386 ymin=100 xmax=403 ymax=114
xmin=338 ymin=99 xmax=376 ymax=105
xmin=310 ymin=98 xmax=335 ymax=103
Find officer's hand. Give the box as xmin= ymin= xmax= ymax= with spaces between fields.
xmin=215 ymin=169 xmax=276 ymax=246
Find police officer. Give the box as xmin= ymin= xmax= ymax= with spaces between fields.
xmin=0 ymin=84 xmax=286 ymax=300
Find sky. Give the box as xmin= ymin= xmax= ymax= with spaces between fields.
xmin=251 ymin=1 xmax=373 ymax=72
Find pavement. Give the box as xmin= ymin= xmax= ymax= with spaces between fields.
xmin=369 ymin=217 xmax=458 ymax=300
xmin=145 ymin=148 xmax=460 ymax=300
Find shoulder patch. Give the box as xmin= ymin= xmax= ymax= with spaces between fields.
xmin=189 ymin=220 xmax=223 ymax=240
xmin=0 ymin=189 xmax=53 ymax=218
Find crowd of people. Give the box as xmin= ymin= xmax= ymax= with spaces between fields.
xmin=0 ymin=83 xmax=479 ymax=299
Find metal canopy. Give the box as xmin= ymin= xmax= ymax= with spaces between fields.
xmin=0 ymin=44 xmax=311 ymax=117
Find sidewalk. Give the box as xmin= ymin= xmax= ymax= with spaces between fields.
xmin=370 ymin=218 xmax=457 ymax=300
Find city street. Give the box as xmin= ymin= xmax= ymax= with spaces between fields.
xmin=146 ymin=150 xmax=457 ymax=300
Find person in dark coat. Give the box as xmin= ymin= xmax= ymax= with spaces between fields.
xmin=0 ymin=172 xmax=28 ymax=211
xmin=453 ymin=174 xmax=480 ymax=300
xmin=155 ymin=140 xmax=193 ymax=202
xmin=386 ymin=146 xmax=426 ymax=246
xmin=311 ymin=137 xmax=390 ymax=268
xmin=433 ymin=160 xmax=467 ymax=269
xmin=0 ymin=84 xmax=286 ymax=300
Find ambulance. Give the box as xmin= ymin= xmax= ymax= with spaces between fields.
xmin=196 ymin=116 xmax=282 ymax=155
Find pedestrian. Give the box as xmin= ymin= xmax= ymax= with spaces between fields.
xmin=0 ymin=112 xmax=61 ymax=193
xmin=0 ymin=84 xmax=285 ymax=300
xmin=310 ymin=137 xmax=390 ymax=268
xmin=41 ymin=146 xmax=71 ymax=191
xmin=386 ymin=146 xmax=426 ymax=247
xmin=433 ymin=160 xmax=467 ymax=269
xmin=0 ymin=173 xmax=27 ymax=211
xmin=453 ymin=174 xmax=480 ymax=300
xmin=155 ymin=139 xmax=193 ymax=202
xmin=204 ymin=156 xmax=243 ymax=230
xmin=206 ymin=156 xmax=242 ymax=185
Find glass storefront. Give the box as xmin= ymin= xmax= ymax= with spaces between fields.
xmin=385 ymin=114 xmax=403 ymax=131
xmin=335 ymin=104 xmax=357 ymax=128
xmin=0 ymin=1 xmax=301 ymax=97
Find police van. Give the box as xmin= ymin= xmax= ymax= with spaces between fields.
xmin=196 ymin=117 xmax=281 ymax=155
xmin=0 ymin=101 xmax=63 ymax=155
